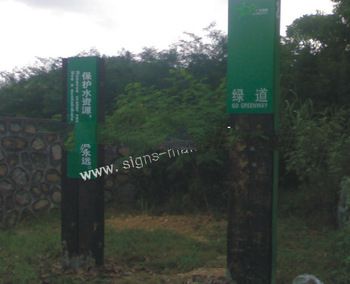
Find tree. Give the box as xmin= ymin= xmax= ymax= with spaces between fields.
xmin=102 ymin=69 xmax=230 ymax=210
xmin=172 ymin=23 xmax=227 ymax=89
xmin=333 ymin=0 xmax=350 ymax=31
xmin=0 ymin=24 xmax=227 ymax=119
xmin=0 ymin=58 xmax=62 ymax=118
xmin=281 ymin=12 xmax=350 ymax=108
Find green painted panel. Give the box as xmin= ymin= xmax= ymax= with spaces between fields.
xmin=227 ymin=0 xmax=280 ymax=113
xmin=66 ymin=57 xmax=98 ymax=178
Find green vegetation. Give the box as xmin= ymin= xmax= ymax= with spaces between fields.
xmin=0 ymin=208 xmax=350 ymax=283
xmin=105 ymin=228 xmax=220 ymax=272
xmin=1 ymin=0 xmax=350 ymax=282
xmin=0 ymin=212 xmax=61 ymax=283
xmin=0 ymin=211 xmax=226 ymax=283
xmin=276 ymin=216 xmax=350 ymax=283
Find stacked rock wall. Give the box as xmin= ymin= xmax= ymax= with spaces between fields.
xmin=0 ymin=117 xmax=64 ymax=228
xmin=0 ymin=116 xmax=196 ymax=228
xmin=0 ymin=117 xmax=139 ymax=229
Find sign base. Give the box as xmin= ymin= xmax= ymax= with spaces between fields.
xmin=227 ymin=114 xmax=276 ymax=283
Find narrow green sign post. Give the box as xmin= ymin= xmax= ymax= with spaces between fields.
xmin=226 ymin=0 xmax=280 ymax=283
xmin=67 ymin=57 xmax=98 ymax=178
xmin=62 ymin=56 xmax=105 ymax=266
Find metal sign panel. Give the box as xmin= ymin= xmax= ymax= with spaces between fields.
xmin=227 ymin=0 xmax=279 ymax=114
xmin=66 ymin=56 xmax=98 ymax=178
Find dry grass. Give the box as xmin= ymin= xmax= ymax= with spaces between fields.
xmin=106 ymin=214 xmax=226 ymax=243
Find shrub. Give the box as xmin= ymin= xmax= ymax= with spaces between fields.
xmin=279 ymin=97 xmax=350 ymax=223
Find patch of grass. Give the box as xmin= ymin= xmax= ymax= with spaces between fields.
xmin=276 ymin=185 xmax=350 ymax=283
xmin=0 ymin=211 xmax=61 ymax=283
xmin=0 ymin=211 xmax=226 ymax=283
xmin=329 ymin=226 xmax=350 ymax=283
xmin=278 ymin=186 xmax=337 ymax=229
xmin=1 ymin=206 xmax=349 ymax=283
xmin=105 ymin=227 xmax=221 ymax=273
xmin=276 ymin=215 xmax=349 ymax=283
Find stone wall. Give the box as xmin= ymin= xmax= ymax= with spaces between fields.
xmin=0 ymin=117 xmax=64 ymax=228
xmin=0 ymin=117 xmax=193 ymax=228
xmin=0 ymin=117 xmax=139 ymax=229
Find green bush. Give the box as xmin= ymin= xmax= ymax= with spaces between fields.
xmin=279 ymin=98 xmax=350 ymax=222
xmin=102 ymin=70 xmax=230 ymax=212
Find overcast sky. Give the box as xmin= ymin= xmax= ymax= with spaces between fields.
xmin=0 ymin=0 xmax=335 ymax=73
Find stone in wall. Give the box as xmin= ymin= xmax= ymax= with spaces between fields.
xmin=31 ymin=153 xmax=48 ymax=168
xmin=46 ymin=169 xmax=60 ymax=184
xmin=33 ymin=199 xmax=50 ymax=211
xmin=15 ymin=191 xmax=32 ymax=207
xmin=7 ymin=153 xmax=19 ymax=167
xmin=51 ymin=188 xmax=61 ymax=204
xmin=11 ymin=167 xmax=29 ymax=186
xmin=31 ymin=137 xmax=46 ymax=151
xmin=2 ymin=137 xmax=27 ymax=151
xmin=21 ymin=152 xmax=32 ymax=169
xmin=46 ymin=134 xmax=57 ymax=143
xmin=31 ymin=185 xmax=42 ymax=197
xmin=24 ymin=124 xmax=36 ymax=134
xmin=0 ymin=163 xmax=8 ymax=178
xmin=9 ymin=123 xmax=22 ymax=133
xmin=33 ymin=170 xmax=43 ymax=183
xmin=41 ymin=183 xmax=50 ymax=194
xmin=51 ymin=144 xmax=62 ymax=161
xmin=0 ymin=122 xmax=5 ymax=133
xmin=5 ymin=195 xmax=15 ymax=211
xmin=0 ymin=180 xmax=15 ymax=196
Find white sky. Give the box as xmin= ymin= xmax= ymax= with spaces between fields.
xmin=0 ymin=0 xmax=335 ymax=73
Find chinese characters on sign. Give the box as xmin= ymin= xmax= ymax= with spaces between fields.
xmin=231 ymin=88 xmax=269 ymax=110
xmin=69 ymin=71 xmax=95 ymax=122
xmin=82 ymin=72 xmax=92 ymax=118
xmin=67 ymin=57 xmax=98 ymax=178
xmin=80 ymin=144 xmax=92 ymax=166
xmin=227 ymin=0 xmax=278 ymax=114
xmin=231 ymin=89 xmax=245 ymax=108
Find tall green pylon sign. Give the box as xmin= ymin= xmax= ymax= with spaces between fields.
xmin=226 ymin=0 xmax=280 ymax=283
xmin=62 ymin=56 xmax=105 ymax=267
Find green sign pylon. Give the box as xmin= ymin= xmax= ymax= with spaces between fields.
xmin=66 ymin=56 xmax=99 ymax=178
xmin=226 ymin=0 xmax=280 ymax=283
xmin=227 ymin=0 xmax=280 ymax=115
xmin=62 ymin=56 xmax=105 ymax=267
